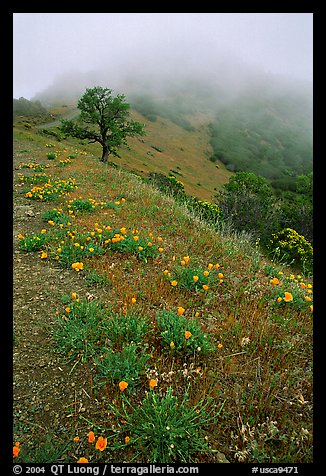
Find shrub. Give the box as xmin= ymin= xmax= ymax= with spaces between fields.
xmin=267 ymin=228 xmax=313 ymax=273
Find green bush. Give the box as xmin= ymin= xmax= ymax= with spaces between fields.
xmin=267 ymin=227 xmax=313 ymax=273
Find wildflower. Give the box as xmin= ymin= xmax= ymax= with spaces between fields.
xmin=170 ymin=342 xmax=175 ymax=348
xmin=202 ymin=284 xmax=209 ymax=291
xmin=193 ymin=275 xmax=199 ymax=282
xmin=89 ymin=247 xmax=94 ymax=252
xmin=72 ymin=262 xmax=84 ymax=271
xmin=158 ymin=247 xmax=164 ymax=252
xmin=218 ymin=343 xmax=223 ymax=349
xmin=119 ymin=381 xmax=128 ymax=391
xmin=310 ymin=305 xmax=313 ymax=313
xmin=171 ymin=280 xmax=178 ymax=287
xmin=48 ymin=220 xmax=55 ymax=226
xmin=95 ymin=436 xmax=107 ymax=451
xmin=65 ymin=307 xmax=71 ymax=313
xmin=125 ymin=436 xmax=130 ymax=444
xmin=218 ymin=273 xmax=224 ymax=279
xmin=277 ymin=297 xmax=283 ymax=303
xmin=180 ymin=260 xmax=186 ymax=266
xmin=147 ymin=242 xmax=153 ymax=247
xmin=88 ymin=431 xmax=95 ymax=443
xmin=305 ymin=296 xmax=312 ymax=302
xmin=138 ymin=246 xmax=144 ymax=251
xmin=163 ymin=270 xmax=169 ymax=275
xmin=195 ymin=312 xmax=199 ymax=317
xmin=73 ymin=436 xmax=80 ymax=443
xmin=131 ymin=297 xmax=137 ymax=304
xmin=184 ymin=331 xmax=192 ymax=340
xmin=77 ymin=458 xmax=89 ymax=463
xmin=57 ymin=248 xmax=62 ymax=253
xmin=149 ymin=379 xmax=158 ymax=388
xmin=41 ymin=252 xmax=47 ymax=259
xmin=41 ymin=229 xmax=47 ymax=234
xmin=214 ymin=263 xmax=220 ymax=269
xmin=13 ymin=444 xmax=20 ymax=458
xmin=177 ymin=307 xmax=185 ymax=316
xmin=17 ymin=234 xmax=25 ymax=240
xmin=203 ymin=270 xmax=209 ymax=277
xmin=71 ymin=292 xmax=77 ymax=299
xmin=270 ymin=278 xmax=280 ymax=285
xmin=208 ymin=263 xmax=213 ymax=269
xmin=284 ymin=292 xmax=294 ymax=302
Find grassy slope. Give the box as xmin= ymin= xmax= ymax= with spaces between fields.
xmin=34 ymin=105 xmax=233 ymax=201
xmin=13 ymin=124 xmax=313 ymax=463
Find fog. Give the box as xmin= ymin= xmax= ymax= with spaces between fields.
xmin=13 ymin=13 xmax=313 ymax=103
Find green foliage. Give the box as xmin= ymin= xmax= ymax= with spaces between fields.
xmin=267 ymin=228 xmax=313 ymax=273
xmin=13 ymin=97 xmax=51 ymax=120
xmin=104 ymin=313 xmax=151 ymax=350
xmin=52 ymin=299 xmax=108 ymax=362
xmin=42 ymin=208 xmax=71 ymax=226
xmin=24 ymin=177 xmax=78 ymax=201
xmin=59 ymin=86 xmax=145 ymax=162
xmin=208 ymin=93 xmax=312 ymax=181
xmin=216 ymin=172 xmax=278 ymax=241
xmin=187 ymin=198 xmax=221 ymax=223
xmin=68 ymin=198 xmax=95 ymax=213
xmin=108 ymin=386 xmax=220 ymax=462
xmin=46 ymin=152 xmax=57 ymax=160
xmin=95 ymin=344 xmax=150 ymax=389
xmin=18 ymin=232 xmax=50 ymax=252
xmin=148 ymin=172 xmax=185 ymax=197
xmin=156 ymin=310 xmax=215 ymax=355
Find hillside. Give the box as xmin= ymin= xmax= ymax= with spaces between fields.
xmin=32 ymin=71 xmax=313 ymax=191
xmin=13 ymin=123 xmax=313 ymax=464
xmin=28 ymin=104 xmax=233 ymax=201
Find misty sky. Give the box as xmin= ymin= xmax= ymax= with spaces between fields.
xmin=13 ymin=13 xmax=313 ymax=100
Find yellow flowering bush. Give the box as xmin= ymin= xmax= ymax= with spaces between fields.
xmin=267 ymin=228 xmax=313 ymax=273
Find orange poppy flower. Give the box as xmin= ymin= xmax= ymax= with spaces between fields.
xmin=88 ymin=431 xmax=95 ymax=443
xmin=184 ymin=331 xmax=192 ymax=340
xmin=149 ymin=379 xmax=158 ymax=388
xmin=77 ymin=457 xmax=89 ymax=463
xmin=13 ymin=445 xmax=20 ymax=458
xmin=177 ymin=307 xmax=185 ymax=316
xmin=119 ymin=381 xmax=128 ymax=391
xmin=284 ymin=292 xmax=293 ymax=302
xmin=95 ymin=436 xmax=107 ymax=451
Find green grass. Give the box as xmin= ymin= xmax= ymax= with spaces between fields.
xmin=13 ymin=122 xmax=313 ymax=464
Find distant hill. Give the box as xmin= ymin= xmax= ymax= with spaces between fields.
xmin=31 ymin=69 xmax=313 ymax=194
xmin=13 ymin=97 xmax=53 ymax=124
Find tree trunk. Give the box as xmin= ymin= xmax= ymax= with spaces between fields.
xmin=101 ymin=144 xmax=109 ymax=162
